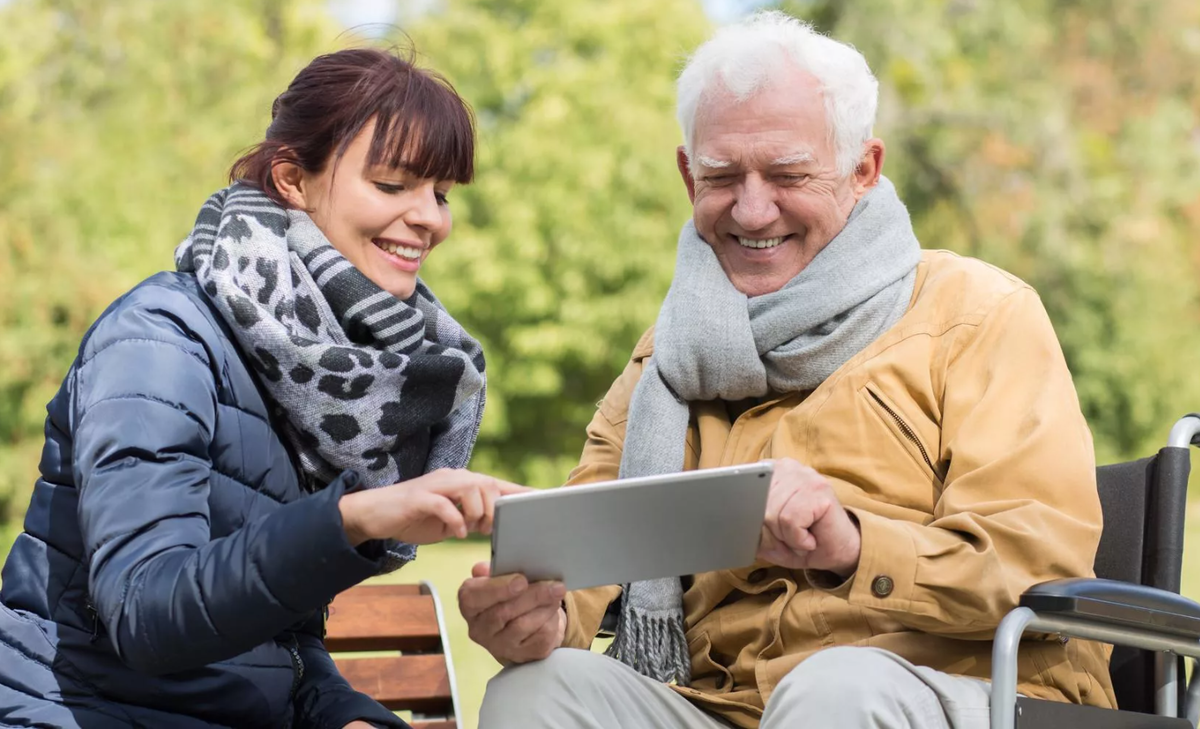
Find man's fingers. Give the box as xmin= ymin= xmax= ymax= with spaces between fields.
xmin=458 ymin=572 xmax=528 ymax=620
xmin=473 ymin=580 xmax=565 ymax=638
xmin=501 ymin=604 xmax=562 ymax=647
xmin=778 ymin=496 xmax=818 ymax=552
xmin=765 ymin=486 xmax=803 ymax=544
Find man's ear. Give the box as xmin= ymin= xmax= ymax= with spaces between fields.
xmin=270 ymin=158 xmax=309 ymax=210
xmin=677 ymin=146 xmax=697 ymax=204
xmin=852 ymin=139 xmax=886 ymax=200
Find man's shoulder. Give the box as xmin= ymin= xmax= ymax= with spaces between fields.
xmin=630 ymin=326 xmax=656 ymax=362
xmin=914 ymin=250 xmax=1035 ymax=322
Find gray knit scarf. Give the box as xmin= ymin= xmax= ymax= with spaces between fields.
xmin=175 ymin=184 xmax=486 ymax=568
xmin=605 ymin=176 xmax=921 ymax=684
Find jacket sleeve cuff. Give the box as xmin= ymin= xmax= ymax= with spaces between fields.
xmin=806 ymin=507 xmax=918 ymax=610
xmin=254 ymin=471 xmax=386 ymax=613
xmin=562 ymin=585 xmax=622 ymax=649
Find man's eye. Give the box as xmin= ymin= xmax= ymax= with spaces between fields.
xmin=374 ymin=182 xmax=405 ymax=194
xmin=776 ymin=174 xmax=809 ymax=183
xmin=704 ymin=175 xmax=735 ymax=185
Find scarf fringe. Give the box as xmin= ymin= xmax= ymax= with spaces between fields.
xmin=604 ymin=604 xmax=692 ymax=686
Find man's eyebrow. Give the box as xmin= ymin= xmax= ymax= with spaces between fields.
xmin=771 ymin=151 xmax=816 ymax=166
xmin=695 ymin=154 xmax=733 ymax=169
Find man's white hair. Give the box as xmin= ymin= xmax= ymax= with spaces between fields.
xmin=676 ymin=10 xmax=879 ymax=178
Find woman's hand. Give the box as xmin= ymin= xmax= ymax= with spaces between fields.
xmin=338 ymin=468 xmax=529 ymax=546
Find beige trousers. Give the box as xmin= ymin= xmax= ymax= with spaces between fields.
xmin=479 ymin=645 xmax=993 ymax=728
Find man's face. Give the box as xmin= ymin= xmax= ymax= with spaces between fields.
xmin=680 ymin=67 xmax=881 ymax=297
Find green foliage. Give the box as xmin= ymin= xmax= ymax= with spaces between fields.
xmin=0 ymin=0 xmax=342 ymax=541
xmin=784 ymin=0 xmax=1200 ymax=463
xmin=409 ymin=0 xmax=710 ymax=485
xmin=2 ymin=0 xmax=1200 ymax=567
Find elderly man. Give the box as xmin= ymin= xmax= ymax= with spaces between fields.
xmin=458 ymin=11 xmax=1114 ymax=729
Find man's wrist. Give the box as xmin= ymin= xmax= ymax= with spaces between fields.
xmin=829 ymin=511 xmax=863 ymax=579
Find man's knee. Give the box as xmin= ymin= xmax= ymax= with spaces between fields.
xmin=480 ymin=648 xmax=610 ymax=727
xmin=764 ymin=647 xmax=944 ymax=728
xmin=776 ymin=646 xmax=888 ymax=702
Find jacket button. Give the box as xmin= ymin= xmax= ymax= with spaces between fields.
xmin=747 ymin=568 xmax=769 ymax=583
xmin=871 ymin=575 xmax=894 ymax=598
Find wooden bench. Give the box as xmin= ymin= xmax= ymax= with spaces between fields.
xmin=325 ymin=581 xmax=462 ymax=729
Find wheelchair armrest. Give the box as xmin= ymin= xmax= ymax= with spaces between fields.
xmin=1020 ymin=577 xmax=1200 ymax=639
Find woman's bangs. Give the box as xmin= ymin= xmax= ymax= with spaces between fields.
xmin=367 ymin=80 xmax=475 ymax=184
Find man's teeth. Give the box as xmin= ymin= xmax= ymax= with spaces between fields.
xmin=737 ymin=236 xmax=784 ymax=249
xmin=375 ymin=241 xmax=422 ymax=259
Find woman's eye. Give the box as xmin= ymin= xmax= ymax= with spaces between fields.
xmin=435 ymin=192 xmax=450 ymax=206
xmin=374 ymin=182 xmax=405 ymax=194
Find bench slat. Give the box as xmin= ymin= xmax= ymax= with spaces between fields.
xmin=334 ymin=654 xmax=453 ymax=713
xmin=325 ymin=588 xmax=441 ymax=653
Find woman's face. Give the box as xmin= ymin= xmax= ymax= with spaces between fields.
xmin=277 ymin=118 xmax=454 ymax=300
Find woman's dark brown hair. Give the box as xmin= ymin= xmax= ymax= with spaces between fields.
xmin=230 ymin=47 xmax=475 ymax=206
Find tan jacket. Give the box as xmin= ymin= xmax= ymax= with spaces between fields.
xmin=559 ymin=251 xmax=1116 ymax=728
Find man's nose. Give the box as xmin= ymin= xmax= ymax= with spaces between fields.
xmin=731 ymin=177 xmax=780 ymax=231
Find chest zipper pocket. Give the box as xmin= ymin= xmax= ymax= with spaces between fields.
xmin=862 ymin=382 xmax=942 ymax=486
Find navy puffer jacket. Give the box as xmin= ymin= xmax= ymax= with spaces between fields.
xmin=0 ymin=272 xmax=409 ymax=728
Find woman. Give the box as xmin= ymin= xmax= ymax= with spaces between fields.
xmin=0 ymin=48 xmax=517 ymax=728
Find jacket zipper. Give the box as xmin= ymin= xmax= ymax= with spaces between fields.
xmin=281 ymin=634 xmax=305 ymax=700
xmin=85 ymin=599 xmax=101 ymax=643
xmin=866 ymin=389 xmax=938 ymax=477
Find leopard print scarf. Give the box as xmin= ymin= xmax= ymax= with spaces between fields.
xmin=176 ymin=184 xmax=486 ymax=563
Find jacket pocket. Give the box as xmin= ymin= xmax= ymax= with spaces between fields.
xmin=687 ymin=631 xmax=734 ymax=694
xmin=861 ymin=382 xmax=943 ymax=488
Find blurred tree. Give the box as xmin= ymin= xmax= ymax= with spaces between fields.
xmin=2 ymin=0 xmax=1199 ymax=563
xmin=0 ymin=0 xmax=341 ymax=551
xmin=410 ymin=0 xmax=710 ymax=486
xmin=783 ymin=0 xmax=1200 ymax=463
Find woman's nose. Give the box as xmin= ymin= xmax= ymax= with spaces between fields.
xmin=403 ymin=185 xmax=442 ymax=231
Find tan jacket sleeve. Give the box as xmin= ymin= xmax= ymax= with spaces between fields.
xmin=558 ymin=337 xmax=652 ymax=650
xmin=815 ymin=286 xmax=1102 ymax=638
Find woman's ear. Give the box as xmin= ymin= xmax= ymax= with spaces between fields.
xmin=271 ymin=160 xmax=309 ymax=209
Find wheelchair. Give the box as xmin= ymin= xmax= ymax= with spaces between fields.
xmin=991 ymin=413 xmax=1200 ymax=728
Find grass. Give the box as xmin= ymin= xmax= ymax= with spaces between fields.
xmin=370 ymin=539 xmax=494 ymax=729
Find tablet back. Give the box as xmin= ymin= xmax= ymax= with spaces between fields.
xmin=490 ymin=462 xmax=773 ymax=590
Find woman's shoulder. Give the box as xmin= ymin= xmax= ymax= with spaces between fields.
xmin=80 ymin=271 xmax=226 ymax=364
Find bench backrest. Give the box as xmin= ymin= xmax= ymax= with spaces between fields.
xmin=325 ymin=582 xmax=461 ymax=729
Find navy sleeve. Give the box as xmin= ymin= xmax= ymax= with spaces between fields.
xmin=74 ymin=288 xmax=383 ymax=675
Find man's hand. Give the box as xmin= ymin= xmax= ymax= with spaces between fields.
xmin=458 ymin=562 xmax=566 ymax=665
xmin=756 ymin=458 xmax=862 ymax=578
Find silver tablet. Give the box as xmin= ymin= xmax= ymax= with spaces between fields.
xmin=489 ymin=462 xmax=774 ymax=590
